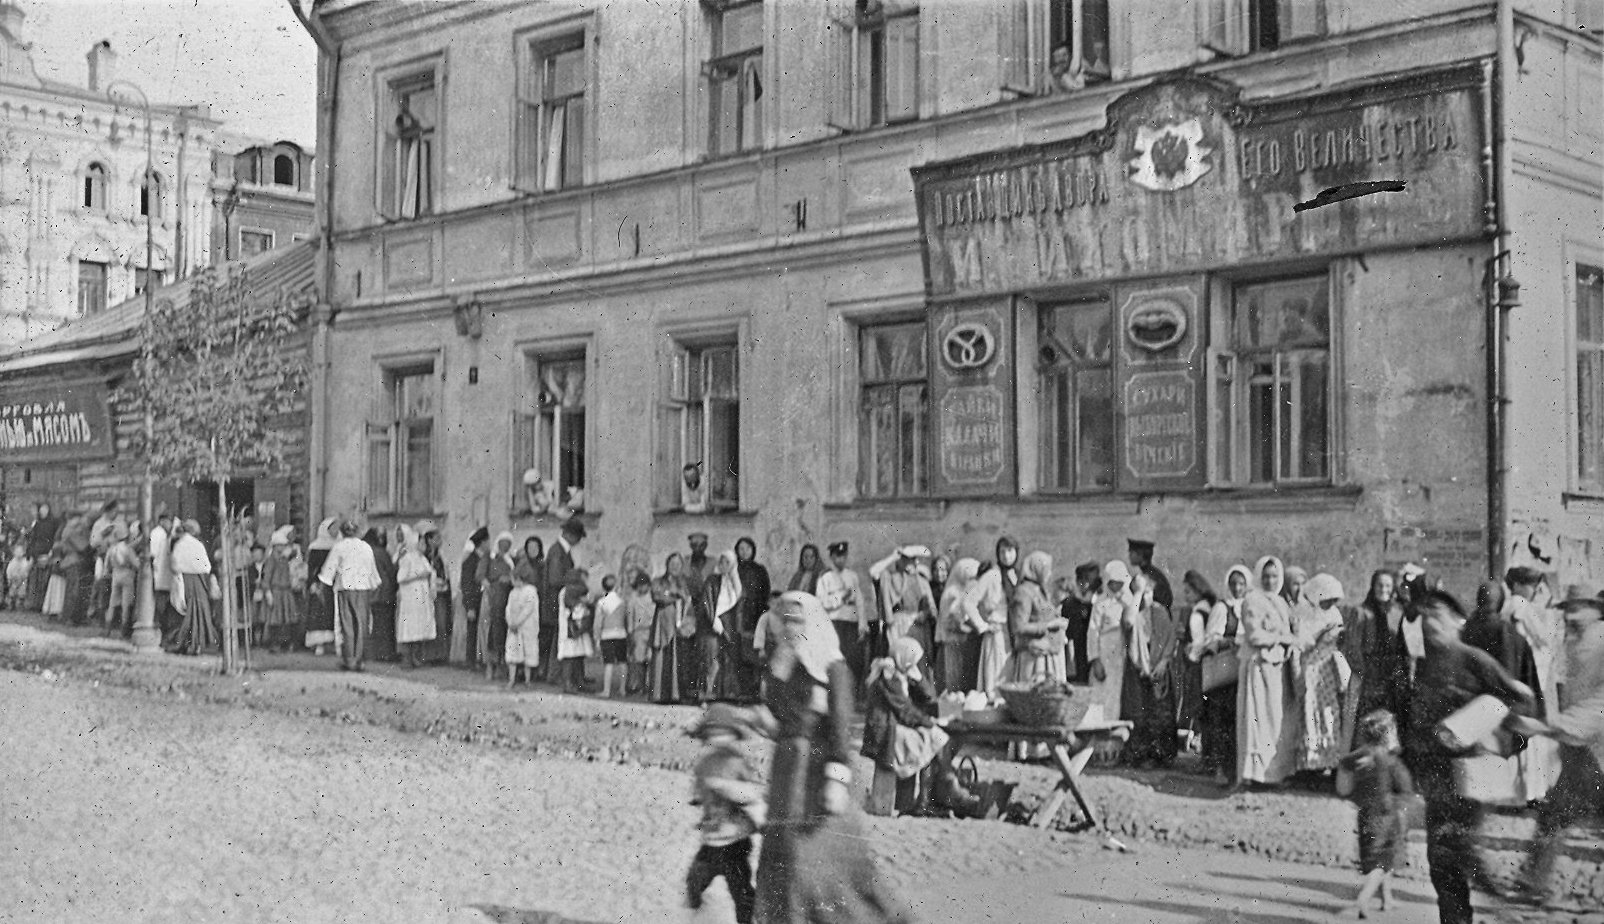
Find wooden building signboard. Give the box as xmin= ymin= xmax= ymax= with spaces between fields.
xmin=0 ymin=380 xmax=115 ymax=464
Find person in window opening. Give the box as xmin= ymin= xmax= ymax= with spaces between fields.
xmin=682 ymin=462 xmax=708 ymax=514
xmin=1046 ymin=45 xmax=1084 ymax=93
xmin=395 ymin=93 xmax=430 ymax=219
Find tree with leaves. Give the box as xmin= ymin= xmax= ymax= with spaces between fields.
xmin=115 ymin=262 xmax=308 ymax=673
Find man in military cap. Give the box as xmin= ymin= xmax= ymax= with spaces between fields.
xmin=1127 ymin=538 xmax=1173 ymax=610
xmin=817 ymin=541 xmax=869 ymax=686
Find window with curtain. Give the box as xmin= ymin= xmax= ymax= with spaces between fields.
xmin=858 ymin=321 xmax=928 ymax=498
xmin=367 ymin=366 xmax=436 ymax=514
xmin=77 ymin=260 xmax=107 ymax=316
xmin=82 ymin=163 xmax=108 ymax=211
xmin=1576 ymin=264 xmax=1604 ymax=492
xmin=1038 ymin=298 xmax=1115 ymax=493
xmin=707 ymin=1 xmax=764 ymax=156
xmin=381 ymin=73 xmax=438 ymax=220
xmin=519 ymin=34 xmax=586 ymax=192
xmin=513 ymin=355 xmax=587 ymax=513
xmin=659 ymin=342 xmax=740 ymax=510
xmin=1212 ymin=275 xmax=1331 ymax=485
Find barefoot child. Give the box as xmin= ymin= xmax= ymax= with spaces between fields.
xmin=1337 ymin=710 xmax=1415 ymax=918
xmin=686 ymin=704 xmax=765 ymax=924
xmin=6 ymin=544 xmax=32 ymax=610
xmin=594 ymin=574 xmax=627 ymax=697
xmin=625 ymin=571 xmax=654 ymax=696
xmin=504 ymin=562 xmax=541 ymax=688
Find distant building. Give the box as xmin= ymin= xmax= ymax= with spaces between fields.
xmin=212 ymin=141 xmax=317 ymax=261
xmin=299 ymin=2 xmax=1599 ymax=595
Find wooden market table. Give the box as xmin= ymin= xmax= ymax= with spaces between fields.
xmin=943 ymin=719 xmax=1132 ymax=831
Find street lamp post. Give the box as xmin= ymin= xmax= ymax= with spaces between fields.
xmin=107 ymin=79 xmax=160 ymax=654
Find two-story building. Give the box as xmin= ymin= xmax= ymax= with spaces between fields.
xmin=300 ymin=0 xmax=1601 ymax=597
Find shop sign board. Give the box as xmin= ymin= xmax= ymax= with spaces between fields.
xmin=0 ymin=380 xmax=115 ymax=464
xmin=913 ymin=66 xmax=1489 ymax=299
xmin=929 ymin=301 xmax=1015 ymax=496
xmin=1122 ymin=370 xmax=1198 ymax=486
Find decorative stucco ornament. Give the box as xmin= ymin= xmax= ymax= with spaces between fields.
xmin=1127 ymin=118 xmax=1213 ymax=193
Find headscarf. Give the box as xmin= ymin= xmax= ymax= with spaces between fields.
xmin=269 ymin=525 xmax=294 ymax=547
xmin=493 ymin=531 xmax=516 ymax=569
xmin=769 ymin=590 xmax=844 ymax=684
xmin=1222 ymin=565 xmax=1253 ymax=604
xmin=787 ymin=543 xmax=824 ymax=594
xmin=1253 ymin=556 xmax=1285 ymax=597
xmin=1306 ymin=573 xmax=1344 ymax=605
xmin=713 ymin=550 xmax=743 ymax=618
xmin=1101 ymin=560 xmax=1132 ymax=588
xmin=1299 ymin=572 xmax=1346 ymax=646
xmin=1020 ymin=551 xmax=1052 ymax=589
xmin=942 ymin=557 xmax=981 ymax=625
xmin=522 ymin=536 xmax=545 ymax=570
xmin=995 ymin=536 xmax=1020 ymax=592
xmin=395 ymin=524 xmax=420 ymax=557
xmin=309 ymin=517 xmax=338 ymax=552
xmin=867 ymin=636 xmax=925 ymax=687
xmin=1282 ymin=566 xmax=1309 ymax=604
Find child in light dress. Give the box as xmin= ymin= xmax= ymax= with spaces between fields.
xmin=503 ymin=562 xmax=541 ymax=688
xmin=6 ymin=544 xmax=32 ymax=610
xmin=556 ymin=572 xmax=595 ymax=694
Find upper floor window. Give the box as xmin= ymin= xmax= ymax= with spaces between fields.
xmin=859 ymin=321 xmax=928 ymax=498
xmin=380 ymin=70 xmax=439 ymax=220
xmin=77 ymin=260 xmax=107 ymax=315
xmin=1038 ymin=297 xmax=1115 ymax=493
xmin=1000 ymin=0 xmax=1110 ymax=96
xmin=82 ymin=162 xmax=108 ymax=211
xmin=705 ymin=0 xmax=764 ymax=157
xmin=134 ymin=268 xmax=162 ymax=296
xmin=1211 ymin=275 xmax=1331 ymax=486
xmin=1575 ymin=264 xmax=1604 ymax=492
xmin=240 ymin=229 xmax=274 ymax=258
xmin=514 ymin=354 xmax=588 ymax=515
xmin=273 ymin=154 xmax=296 ymax=187
xmin=367 ymin=364 xmax=436 ymax=514
xmin=518 ymin=33 xmax=587 ymax=193
xmin=659 ymin=341 xmax=740 ymax=511
xmin=1204 ymin=0 xmax=1324 ymax=56
xmin=140 ymin=171 xmax=163 ymax=219
xmin=828 ymin=1 xmax=919 ymax=131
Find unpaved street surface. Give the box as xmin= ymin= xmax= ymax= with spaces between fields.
xmin=0 ymin=616 xmax=1598 ymax=923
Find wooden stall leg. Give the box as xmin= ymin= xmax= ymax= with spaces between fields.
xmin=867 ymin=764 xmax=899 ymax=817
xmin=1051 ymin=743 xmax=1099 ymax=831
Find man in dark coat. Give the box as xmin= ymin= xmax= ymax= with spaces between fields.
xmin=683 ymin=532 xmax=713 ymax=699
xmin=1127 ymin=538 xmax=1173 ymax=610
xmin=459 ymin=527 xmax=488 ymax=669
xmin=542 ymin=517 xmax=587 ymax=680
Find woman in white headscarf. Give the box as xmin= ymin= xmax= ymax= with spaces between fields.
xmin=1197 ymin=564 xmax=1251 ymax=784
xmin=1295 ymin=573 xmax=1351 ymax=772
xmin=167 ymin=520 xmax=219 ymax=656
xmin=1086 ymin=561 xmax=1136 ymax=721
xmin=965 ymin=558 xmax=1012 ymax=697
xmin=303 ymin=517 xmax=339 ymax=653
xmin=939 ymin=558 xmax=984 ymax=694
xmin=704 ymin=549 xmax=743 ymax=703
xmin=753 ymin=591 xmax=915 ymax=924
xmin=393 ymin=524 xmax=437 ymax=668
xmin=1237 ymin=555 xmax=1300 ymax=787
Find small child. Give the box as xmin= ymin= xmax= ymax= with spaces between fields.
xmin=686 ymin=704 xmax=765 ymax=924
xmin=1337 ymin=710 xmax=1415 ymax=919
xmin=556 ymin=573 xmax=595 ymax=694
xmin=504 ymin=562 xmax=541 ymax=688
xmin=105 ymin=527 xmax=139 ymax=634
xmin=624 ymin=571 xmax=655 ymax=696
xmin=6 ymin=544 xmax=32 ymax=610
xmin=594 ymin=574 xmax=628 ymax=697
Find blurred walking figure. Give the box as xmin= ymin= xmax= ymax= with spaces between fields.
xmin=685 ymin=704 xmax=765 ymax=924
xmin=318 ymin=518 xmax=381 ymax=672
xmin=1337 ymin=710 xmax=1414 ymax=919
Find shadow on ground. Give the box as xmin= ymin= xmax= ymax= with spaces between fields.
xmin=1058 ymin=890 xmax=1312 ymax=924
xmin=1211 ymin=870 xmax=1436 ymax=907
xmin=470 ymin=905 xmax=613 ymax=924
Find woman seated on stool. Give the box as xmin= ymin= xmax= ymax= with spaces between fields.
xmin=861 ymin=637 xmax=982 ymax=816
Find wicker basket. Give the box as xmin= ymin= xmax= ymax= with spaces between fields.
xmin=997 ymin=681 xmax=1088 ymax=728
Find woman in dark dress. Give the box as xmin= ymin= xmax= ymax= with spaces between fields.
xmin=25 ymin=502 xmax=60 ymax=610
xmin=649 ymin=552 xmax=691 ymax=704
xmin=363 ymin=527 xmax=398 ymax=662
xmin=1343 ymin=570 xmax=1403 ymax=721
xmin=478 ymin=531 xmax=516 ymax=681
xmin=787 ymin=545 xmax=823 ymax=595
xmin=459 ymin=527 xmax=488 ymax=668
xmin=734 ymin=537 xmax=771 ymax=703
xmin=420 ymin=522 xmax=452 ymax=663
xmin=303 ymin=518 xmax=338 ymax=652
xmin=1121 ymin=572 xmax=1179 ymax=768
xmin=754 ymin=591 xmax=915 ymax=924
xmin=518 ymin=536 xmax=547 ymax=678
xmin=1198 ymin=565 xmax=1249 ymax=784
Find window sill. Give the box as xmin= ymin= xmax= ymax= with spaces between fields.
xmin=509 ymin=508 xmax=601 ymax=527
xmin=822 ymin=484 xmax=1362 ymax=516
xmin=652 ymin=507 xmax=757 ymax=524
xmin=1562 ymin=492 xmax=1604 ymax=512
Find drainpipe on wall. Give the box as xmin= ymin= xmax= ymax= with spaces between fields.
xmin=1487 ymin=0 xmax=1516 ymax=578
xmin=289 ymin=0 xmax=338 ymax=526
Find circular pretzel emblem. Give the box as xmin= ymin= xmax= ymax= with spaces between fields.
xmin=942 ymin=322 xmax=995 ymax=370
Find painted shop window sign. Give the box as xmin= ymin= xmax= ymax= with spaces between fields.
xmin=1125 ymin=294 xmax=1188 ymax=353
xmin=367 ymin=365 xmax=436 ymax=514
xmin=381 ymin=71 xmax=438 ymax=220
xmin=519 ymin=33 xmax=586 ymax=193
xmin=1038 ymin=298 xmax=1115 ymax=493
xmin=1575 ymin=264 xmax=1604 ymax=493
xmin=860 ymin=321 xmax=929 ymax=499
xmin=515 ymin=356 xmax=587 ymax=517
xmin=941 ymin=321 xmax=995 ymax=371
xmin=998 ymin=0 xmax=1110 ymax=97
xmin=1213 ymin=275 xmax=1330 ymax=486
xmin=706 ymin=1 xmax=764 ymax=157
xmin=661 ymin=342 xmax=740 ymax=511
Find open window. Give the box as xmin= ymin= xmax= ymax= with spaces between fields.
xmin=513 ymin=353 xmax=588 ymax=515
xmin=517 ymin=32 xmax=587 ymax=192
xmin=858 ymin=321 xmax=929 ymax=497
xmin=704 ymin=0 xmax=765 ymax=157
xmin=657 ymin=338 xmax=741 ymax=511
xmin=366 ymin=363 xmax=437 ymax=514
xmin=1575 ymin=264 xmax=1604 ymax=493
xmin=1202 ymin=0 xmax=1324 ymax=56
xmin=82 ymin=162 xmax=108 ymax=211
xmin=999 ymin=0 xmax=1110 ymax=97
xmin=379 ymin=67 xmax=440 ymax=220
xmin=827 ymin=1 xmax=919 ymax=132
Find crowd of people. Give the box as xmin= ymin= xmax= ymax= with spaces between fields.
xmin=5 ymin=502 xmax=1600 ymax=923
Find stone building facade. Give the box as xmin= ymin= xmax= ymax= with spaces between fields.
xmin=301 ymin=0 xmax=1601 ymax=597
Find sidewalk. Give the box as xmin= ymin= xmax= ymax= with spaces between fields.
xmin=2 ymin=609 xmax=1599 ymax=912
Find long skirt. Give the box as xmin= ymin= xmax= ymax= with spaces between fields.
xmin=1121 ymin=666 xmax=1179 ymax=765
xmin=942 ymin=640 xmax=969 ymax=694
xmin=1201 ymin=682 xmax=1239 ymax=776
xmin=649 ymin=639 xmax=684 ymax=704
xmin=754 ymin=734 xmax=915 ymax=924
xmin=483 ymin=585 xmax=510 ymax=668
xmin=1009 ymin=647 xmax=1067 ymax=760
xmin=1175 ymin=656 xmax=1204 ymax=733
xmin=367 ymin=601 xmax=397 ymax=661
xmin=425 ymin=592 xmax=452 ymax=662
xmin=304 ymin=586 xmax=335 ymax=649
xmin=26 ymin=563 xmax=50 ymax=610
xmin=42 ymin=573 xmax=65 ymax=616
xmin=1237 ymin=648 xmax=1294 ymax=784
xmin=1087 ymin=625 xmax=1125 ymax=722
xmin=60 ymin=563 xmax=87 ymax=625
xmin=977 ymin=628 xmax=1012 ymax=696
xmin=170 ymin=573 xmax=218 ymax=656
xmin=1297 ymin=651 xmax=1349 ymax=771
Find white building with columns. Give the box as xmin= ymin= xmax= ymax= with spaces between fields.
xmin=0 ymin=1 xmax=224 ymax=345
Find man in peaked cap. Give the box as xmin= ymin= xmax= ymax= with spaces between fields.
xmin=817 ymin=540 xmax=870 ymax=689
xmin=1127 ymin=538 xmax=1173 ymax=610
